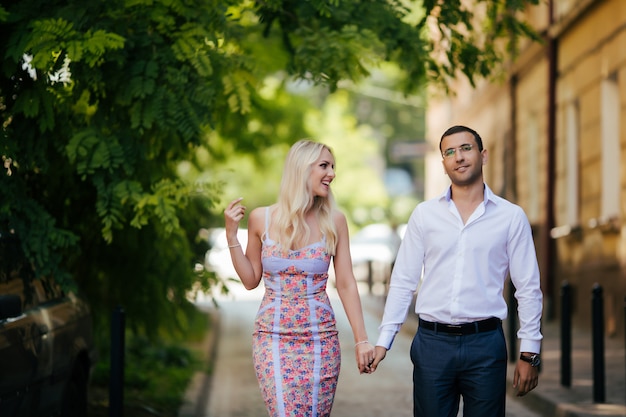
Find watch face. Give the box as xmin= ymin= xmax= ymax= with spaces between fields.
xmin=521 ymin=354 xmax=541 ymax=367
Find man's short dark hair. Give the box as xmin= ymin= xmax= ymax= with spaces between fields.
xmin=440 ymin=125 xmax=484 ymax=152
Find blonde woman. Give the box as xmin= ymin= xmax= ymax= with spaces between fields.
xmin=224 ymin=140 xmax=375 ymax=417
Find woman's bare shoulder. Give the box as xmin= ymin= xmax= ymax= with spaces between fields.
xmin=243 ymin=207 xmax=265 ymax=243
xmin=249 ymin=206 xmax=265 ymax=216
xmin=248 ymin=206 xmax=269 ymax=225
xmin=332 ymin=208 xmax=347 ymax=222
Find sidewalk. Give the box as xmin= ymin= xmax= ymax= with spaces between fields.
xmin=180 ymin=285 xmax=626 ymax=417
xmin=378 ymin=293 xmax=626 ymax=417
xmin=503 ymin=315 xmax=626 ymax=417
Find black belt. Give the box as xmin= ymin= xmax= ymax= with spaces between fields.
xmin=419 ymin=317 xmax=501 ymax=335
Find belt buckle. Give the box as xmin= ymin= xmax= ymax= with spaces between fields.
xmin=447 ymin=324 xmax=463 ymax=335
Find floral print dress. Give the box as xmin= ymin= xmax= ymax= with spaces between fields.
xmin=252 ymin=207 xmax=340 ymax=417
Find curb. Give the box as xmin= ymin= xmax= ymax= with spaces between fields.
xmin=511 ymin=380 xmax=626 ymax=417
xmin=178 ymin=307 xmax=221 ymax=417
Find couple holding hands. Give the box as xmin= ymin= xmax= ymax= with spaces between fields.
xmin=224 ymin=125 xmax=543 ymax=417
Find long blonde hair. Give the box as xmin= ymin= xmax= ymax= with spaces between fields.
xmin=274 ymin=140 xmax=338 ymax=255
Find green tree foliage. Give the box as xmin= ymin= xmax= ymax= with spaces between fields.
xmin=0 ymin=0 xmax=539 ymax=336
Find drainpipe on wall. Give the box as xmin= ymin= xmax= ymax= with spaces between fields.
xmin=545 ymin=0 xmax=557 ymax=320
xmin=507 ymin=74 xmax=519 ymax=359
xmin=508 ymin=75 xmax=518 ymax=202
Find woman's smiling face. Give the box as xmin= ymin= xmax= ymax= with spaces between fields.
xmin=309 ymin=147 xmax=335 ymax=198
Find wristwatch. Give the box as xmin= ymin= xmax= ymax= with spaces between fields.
xmin=519 ymin=353 xmax=541 ymax=367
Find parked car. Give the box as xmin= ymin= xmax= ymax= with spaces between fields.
xmin=0 ymin=235 xmax=96 ymax=417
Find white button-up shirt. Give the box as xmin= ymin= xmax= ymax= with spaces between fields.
xmin=377 ymin=184 xmax=543 ymax=354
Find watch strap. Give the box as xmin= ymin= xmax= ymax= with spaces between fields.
xmin=519 ymin=353 xmax=541 ymax=367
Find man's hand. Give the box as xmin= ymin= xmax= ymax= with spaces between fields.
xmin=369 ymin=346 xmax=387 ymax=373
xmin=513 ymin=360 xmax=539 ymax=396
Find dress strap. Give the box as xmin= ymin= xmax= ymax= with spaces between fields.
xmin=264 ymin=206 xmax=270 ymax=240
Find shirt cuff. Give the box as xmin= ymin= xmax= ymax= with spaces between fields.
xmin=519 ymin=339 xmax=542 ymax=354
xmin=375 ymin=329 xmax=398 ymax=350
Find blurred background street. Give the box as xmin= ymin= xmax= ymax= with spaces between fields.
xmin=191 ymin=281 xmax=546 ymax=417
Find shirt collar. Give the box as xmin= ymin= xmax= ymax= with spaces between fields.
xmin=439 ymin=183 xmax=499 ymax=206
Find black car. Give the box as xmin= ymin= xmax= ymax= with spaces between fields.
xmin=0 ymin=236 xmax=96 ymax=417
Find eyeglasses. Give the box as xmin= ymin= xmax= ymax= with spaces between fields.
xmin=442 ymin=144 xmax=474 ymax=159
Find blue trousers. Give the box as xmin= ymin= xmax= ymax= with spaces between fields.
xmin=410 ymin=323 xmax=507 ymax=417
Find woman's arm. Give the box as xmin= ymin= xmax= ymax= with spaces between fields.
xmin=332 ymin=211 xmax=375 ymax=373
xmin=224 ymin=198 xmax=263 ymax=290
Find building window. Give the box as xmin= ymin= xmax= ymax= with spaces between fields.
xmin=565 ymin=101 xmax=579 ymax=225
xmin=601 ymin=75 xmax=620 ymax=220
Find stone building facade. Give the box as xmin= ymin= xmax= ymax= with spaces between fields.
xmin=425 ymin=0 xmax=626 ymax=336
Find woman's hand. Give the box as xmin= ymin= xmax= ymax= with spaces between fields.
xmin=224 ymin=198 xmax=246 ymax=242
xmin=369 ymin=346 xmax=387 ymax=373
xmin=355 ymin=342 xmax=376 ymax=374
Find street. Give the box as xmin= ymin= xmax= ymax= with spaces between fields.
xmin=195 ymin=282 xmax=545 ymax=417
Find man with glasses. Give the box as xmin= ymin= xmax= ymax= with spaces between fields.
xmin=370 ymin=125 xmax=543 ymax=417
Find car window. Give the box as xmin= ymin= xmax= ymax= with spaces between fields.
xmin=34 ymin=276 xmax=65 ymax=304
xmin=0 ymin=235 xmax=57 ymax=310
xmin=0 ymin=273 xmax=38 ymax=310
